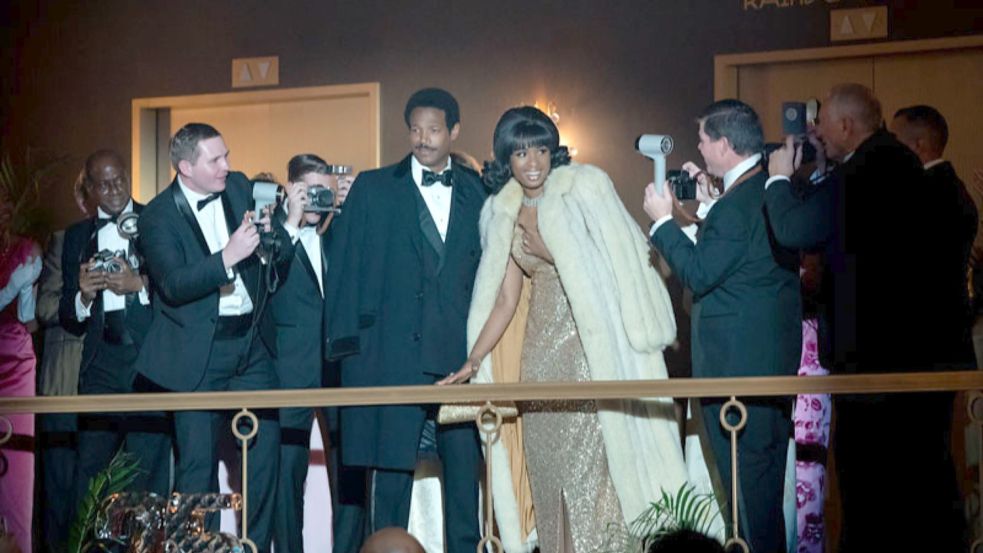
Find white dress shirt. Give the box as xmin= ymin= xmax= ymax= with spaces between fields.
xmin=75 ymin=200 xmax=150 ymax=321
xmin=652 ymin=153 xmax=763 ymax=240
xmin=924 ymin=158 xmax=945 ymax=170
xmin=177 ymin=177 xmax=254 ymax=316
xmin=411 ymin=155 xmax=453 ymax=241
xmin=281 ymin=205 xmax=324 ymax=296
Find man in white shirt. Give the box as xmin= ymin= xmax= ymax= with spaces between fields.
xmin=325 ymin=88 xmax=486 ymax=553
xmin=271 ymin=153 xmax=366 ymax=552
xmin=58 ymin=149 xmax=171 ymax=508
xmin=644 ymin=99 xmax=800 ymax=553
xmin=134 ymin=123 xmax=298 ymax=553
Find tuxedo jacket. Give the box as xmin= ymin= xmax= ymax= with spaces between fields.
xmin=59 ymin=203 xmax=152 ymax=372
xmin=324 ymin=155 xmax=487 ymax=470
xmin=651 ymin=169 xmax=802 ymax=379
xmin=270 ymin=215 xmax=330 ymax=391
xmin=764 ymin=129 xmax=931 ymax=372
xmin=132 ymin=172 xmax=295 ymax=392
xmin=924 ymin=161 xmax=978 ymax=368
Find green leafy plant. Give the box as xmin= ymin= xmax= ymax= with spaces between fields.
xmin=0 ymin=148 xmax=64 ymax=243
xmin=66 ymin=448 xmax=142 ymax=553
xmin=600 ymin=484 xmax=722 ymax=552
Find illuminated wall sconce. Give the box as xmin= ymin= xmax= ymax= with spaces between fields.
xmin=533 ymin=100 xmax=577 ymax=157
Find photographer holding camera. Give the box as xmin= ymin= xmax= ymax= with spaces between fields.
xmin=59 ymin=149 xmax=171 ymax=506
xmin=133 ymin=123 xmax=297 ymax=553
xmin=271 ymin=154 xmax=365 ymax=552
xmin=643 ymin=100 xmax=800 ymax=553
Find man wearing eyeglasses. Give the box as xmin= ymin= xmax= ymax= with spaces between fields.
xmin=59 ymin=149 xmax=171 ymax=507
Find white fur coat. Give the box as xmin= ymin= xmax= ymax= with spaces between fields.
xmin=468 ymin=163 xmax=697 ymax=552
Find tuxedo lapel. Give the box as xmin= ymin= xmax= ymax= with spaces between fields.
xmin=392 ymin=157 xmax=427 ymax=266
xmin=442 ymin=167 xmax=471 ymax=269
xmin=295 ymin=243 xmax=321 ymax=296
xmin=413 ymin=187 xmax=445 ymax=269
xmin=220 ymin=192 xmax=238 ymax=237
xmin=170 ymin=181 xmax=212 ymax=258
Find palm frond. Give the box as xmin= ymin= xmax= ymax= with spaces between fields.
xmin=65 ymin=448 xmax=143 ymax=553
xmin=0 ymin=148 xmax=66 ymax=243
xmin=599 ymin=483 xmax=722 ymax=552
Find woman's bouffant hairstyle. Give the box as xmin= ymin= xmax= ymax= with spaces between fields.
xmin=482 ymin=106 xmax=571 ymax=192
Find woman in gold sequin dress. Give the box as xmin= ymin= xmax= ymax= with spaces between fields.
xmin=440 ymin=107 xmax=707 ymax=553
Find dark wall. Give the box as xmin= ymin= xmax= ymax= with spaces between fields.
xmin=2 ymin=0 xmax=981 ymax=229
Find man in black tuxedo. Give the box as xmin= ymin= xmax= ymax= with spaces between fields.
xmin=766 ymin=85 xmax=966 ymax=551
xmin=325 ymin=88 xmax=486 ymax=552
xmin=133 ymin=123 xmax=296 ymax=552
xmin=891 ymin=104 xmax=978 ymax=370
xmin=271 ymin=154 xmax=366 ymax=552
xmin=59 ymin=150 xmax=171 ymax=505
xmin=643 ymin=100 xmax=800 ymax=553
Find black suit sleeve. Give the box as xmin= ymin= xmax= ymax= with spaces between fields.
xmin=324 ymin=172 xmax=374 ymax=359
xmin=763 ymin=176 xmax=833 ymax=249
xmin=138 ymin=204 xmax=231 ymax=306
xmin=651 ymin=200 xmax=749 ymax=297
xmin=59 ymin=225 xmax=87 ymax=335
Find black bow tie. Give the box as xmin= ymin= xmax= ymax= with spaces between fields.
xmin=197 ymin=193 xmax=221 ymax=210
xmin=421 ymin=169 xmax=453 ymax=188
xmin=94 ymin=215 xmax=119 ymax=230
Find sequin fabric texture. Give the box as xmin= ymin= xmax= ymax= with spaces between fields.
xmin=511 ymin=228 xmax=626 ymax=553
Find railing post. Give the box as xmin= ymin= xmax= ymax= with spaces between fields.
xmin=232 ymin=408 xmax=259 ymax=553
xmin=968 ymin=392 xmax=983 ymax=553
xmin=475 ymin=401 xmax=505 ymax=553
xmin=720 ymin=396 xmax=750 ymax=553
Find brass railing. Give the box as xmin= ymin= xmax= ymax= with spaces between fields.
xmin=2 ymin=370 xmax=982 ymax=552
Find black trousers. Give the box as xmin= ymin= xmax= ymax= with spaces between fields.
xmin=170 ymin=334 xmax=280 ymax=553
xmin=701 ymin=397 xmax=792 ymax=553
xmin=75 ymin=342 xmax=171 ymax=507
xmin=834 ymin=393 xmax=966 ymax=553
xmin=274 ymin=403 xmax=367 ymax=552
xmin=38 ymin=412 xmax=77 ymax=552
xmin=370 ymin=418 xmax=482 ymax=553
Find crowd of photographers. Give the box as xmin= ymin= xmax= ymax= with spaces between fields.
xmin=19 ymin=81 xmax=979 ymax=553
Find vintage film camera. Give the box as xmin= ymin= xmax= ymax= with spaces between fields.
xmin=765 ymin=99 xmax=821 ymax=165
xmin=666 ymin=169 xmax=698 ymax=201
xmin=91 ymin=249 xmax=130 ymax=273
xmin=90 ymin=213 xmax=142 ymax=272
xmin=306 ymin=164 xmax=352 ymax=213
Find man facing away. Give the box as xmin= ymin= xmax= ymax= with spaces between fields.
xmin=326 ymin=88 xmax=486 ymax=552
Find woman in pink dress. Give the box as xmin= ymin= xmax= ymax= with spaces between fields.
xmin=793 ymin=253 xmax=831 ymax=553
xmin=0 ymin=201 xmax=43 ymax=553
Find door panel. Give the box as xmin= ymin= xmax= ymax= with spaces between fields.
xmin=875 ymin=48 xmax=983 ymax=182
xmin=170 ymin=94 xmax=376 ymax=185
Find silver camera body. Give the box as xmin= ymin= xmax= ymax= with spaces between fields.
xmin=305 ymin=164 xmax=352 ymax=213
xmin=91 ymin=249 xmax=129 ymax=273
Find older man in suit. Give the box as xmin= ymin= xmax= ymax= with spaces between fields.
xmin=326 ymin=88 xmax=486 ymax=552
xmin=134 ymin=123 xmax=297 ymax=552
xmin=60 ymin=150 xmax=172 ymax=505
xmin=644 ymin=99 xmax=800 ymax=553
xmin=766 ymin=85 xmax=966 ymax=551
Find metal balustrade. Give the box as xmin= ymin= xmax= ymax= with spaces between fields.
xmin=2 ymin=370 xmax=982 ymax=552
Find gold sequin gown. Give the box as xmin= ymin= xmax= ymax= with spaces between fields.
xmin=512 ymin=228 xmax=626 ymax=553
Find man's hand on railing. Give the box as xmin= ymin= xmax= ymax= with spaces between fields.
xmin=436 ymin=358 xmax=480 ymax=385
